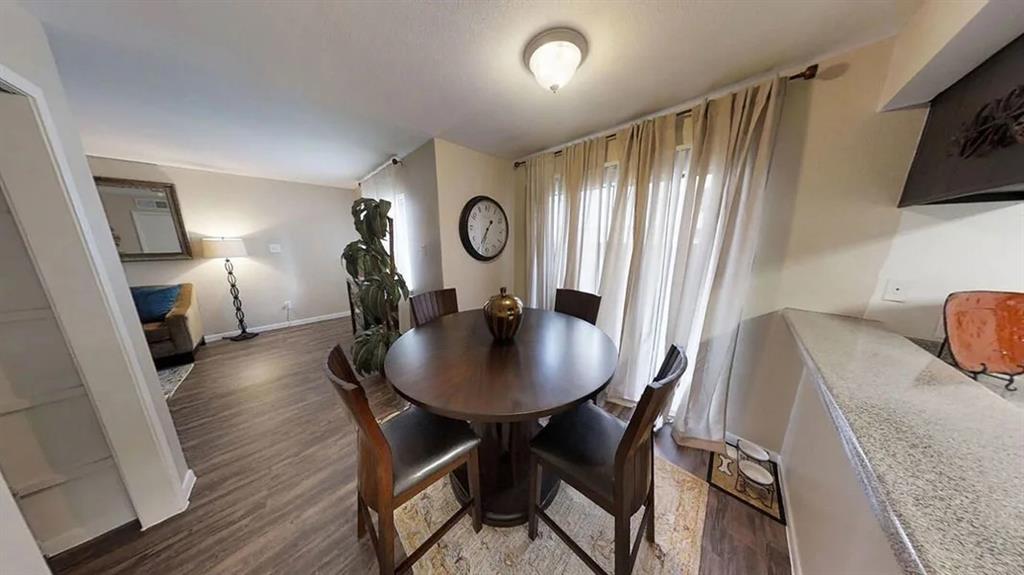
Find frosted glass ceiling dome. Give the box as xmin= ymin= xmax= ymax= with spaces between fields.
xmin=524 ymin=28 xmax=589 ymax=93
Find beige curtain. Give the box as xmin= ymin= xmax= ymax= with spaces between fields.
xmin=670 ymin=78 xmax=786 ymax=451
xmin=521 ymin=77 xmax=786 ymax=449
xmin=562 ymin=137 xmax=612 ymax=292
xmin=525 ymin=137 xmax=617 ymax=307
xmin=523 ymin=154 xmax=561 ymax=308
xmin=600 ymin=117 xmax=687 ymax=398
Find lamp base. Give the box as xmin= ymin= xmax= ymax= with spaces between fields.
xmin=229 ymin=331 xmax=259 ymax=342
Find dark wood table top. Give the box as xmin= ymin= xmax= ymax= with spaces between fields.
xmin=384 ymin=309 xmax=618 ymax=422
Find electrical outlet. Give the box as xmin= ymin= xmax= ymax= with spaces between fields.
xmin=283 ymin=300 xmax=292 ymax=310
xmin=882 ymin=280 xmax=907 ymax=303
xmin=268 ymin=243 xmax=282 ymax=254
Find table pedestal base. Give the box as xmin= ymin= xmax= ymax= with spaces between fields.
xmin=450 ymin=420 xmax=560 ymax=527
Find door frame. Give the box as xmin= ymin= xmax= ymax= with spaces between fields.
xmin=0 ymin=63 xmax=194 ymax=538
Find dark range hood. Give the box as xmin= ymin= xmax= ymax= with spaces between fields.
xmin=900 ymin=34 xmax=1024 ymax=207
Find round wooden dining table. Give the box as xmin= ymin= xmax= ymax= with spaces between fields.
xmin=384 ymin=308 xmax=618 ymax=527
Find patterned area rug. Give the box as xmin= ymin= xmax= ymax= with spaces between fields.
xmin=157 ymin=363 xmax=193 ymax=399
xmin=394 ymin=456 xmax=708 ymax=574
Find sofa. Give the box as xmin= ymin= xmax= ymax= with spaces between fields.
xmin=132 ymin=283 xmax=204 ymax=366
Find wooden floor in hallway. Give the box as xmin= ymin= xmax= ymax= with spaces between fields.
xmin=49 ymin=319 xmax=790 ymax=575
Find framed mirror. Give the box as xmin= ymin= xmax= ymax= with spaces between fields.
xmin=94 ymin=177 xmax=192 ymax=261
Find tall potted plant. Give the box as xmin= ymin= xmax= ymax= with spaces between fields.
xmin=342 ymin=198 xmax=409 ymax=375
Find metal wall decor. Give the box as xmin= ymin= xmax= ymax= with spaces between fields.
xmin=950 ymin=85 xmax=1024 ymax=159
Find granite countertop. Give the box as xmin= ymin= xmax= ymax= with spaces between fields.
xmin=782 ymin=309 xmax=1024 ymax=575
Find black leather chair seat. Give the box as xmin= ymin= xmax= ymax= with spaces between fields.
xmin=530 ymin=401 xmax=626 ymax=506
xmin=381 ymin=406 xmax=480 ymax=497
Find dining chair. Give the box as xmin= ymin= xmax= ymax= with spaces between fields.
xmin=325 ymin=345 xmax=482 ymax=575
xmin=410 ymin=288 xmax=459 ymax=328
xmin=527 ymin=345 xmax=688 ymax=575
xmin=554 ymin=288 xmax=602 ymax=325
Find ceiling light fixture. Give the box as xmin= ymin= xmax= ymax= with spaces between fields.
xmin=524 ymin=28 xmax=588 ymax=93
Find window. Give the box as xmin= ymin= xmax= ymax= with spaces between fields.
xmin=575 ymin=164 xmax=618 ymax=293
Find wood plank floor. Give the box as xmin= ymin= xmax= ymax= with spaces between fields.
xmin=50 ymin=319 xmax=789 ymax=575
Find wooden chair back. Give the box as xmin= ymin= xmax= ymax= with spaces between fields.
xmin=554 ymin=288 xmax=602 ymax=325
xmin=614 ymin=345 xmax=687 ymax=511
xmin=325 ymin=345 xmax=392 ymax=497
xmin=410 ymin=288 xmax=459 ymax=328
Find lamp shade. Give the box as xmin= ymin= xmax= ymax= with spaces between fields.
xmin=202 ymin=237 xmax=247 ymax=259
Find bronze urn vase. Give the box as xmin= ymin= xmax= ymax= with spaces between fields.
xmin=483 ymin=287 xmax=524 ymax=341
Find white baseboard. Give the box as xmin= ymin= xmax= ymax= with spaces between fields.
xmin=205 ymin=311 xmax=351 ymax=342
xmin=135 ymin=468 xmax=196 ymax=535
xmin=779 ymin=462 xmax=801 ymax=575
xmin=180 ymin=469 xmax=196 ymax=504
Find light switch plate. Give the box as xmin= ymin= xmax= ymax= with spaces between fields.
xmin=882 ymin=280 xmax=907 ymax=303
xmin=268 ymin=243 xmax=282 ymax=253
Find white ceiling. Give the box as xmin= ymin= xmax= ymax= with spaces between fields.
xmin=26 ymin=0 xmax=921 ymax=188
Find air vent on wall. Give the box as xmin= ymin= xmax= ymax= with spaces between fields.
xmin=134 ymin=198 xmax=170 ymax=210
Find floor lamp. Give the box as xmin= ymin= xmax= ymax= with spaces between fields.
xmin=203 ymin=237 xmax=258 ymax=342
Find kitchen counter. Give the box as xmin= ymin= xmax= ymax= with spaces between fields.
xmin=782 ymin=309 xmax=1024 ymax=575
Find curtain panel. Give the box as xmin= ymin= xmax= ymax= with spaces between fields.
xmin=521 ymin=77 xmax=786 ymax=452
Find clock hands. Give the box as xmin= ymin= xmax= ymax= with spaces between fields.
xmin=481 ymin=220 xmax=494 ymax=248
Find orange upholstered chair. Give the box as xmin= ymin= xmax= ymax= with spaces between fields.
xmin=942 ymin=291 xmax=1024 ymax=390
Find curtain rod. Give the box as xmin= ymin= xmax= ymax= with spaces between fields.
xmin=358 ymin=156 xmax=403 ymax=186
xmin=513 ymin=64 xmax=818 ymax=168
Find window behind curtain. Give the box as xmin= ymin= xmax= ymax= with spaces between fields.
xmin=575 ymin=163 xmax=618 ymax=293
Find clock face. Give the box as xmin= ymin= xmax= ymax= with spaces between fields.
xmin=459 ymin=196 xmax=508 ymax=261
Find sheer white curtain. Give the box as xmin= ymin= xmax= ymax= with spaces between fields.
xmin=562 ymin=137 xmax=614 ymax=294
xmin=669 ymin=79 xmax=786 ymax=451
xmin=521 ymin=78 xmax=786 ymax=451
xmin=602 ymin=117 xmax=691 ymax=401
xmin=526 ymin=138 xmax=621 ymax=308
xmin=524 ymin=154 xmax=563 ymax=308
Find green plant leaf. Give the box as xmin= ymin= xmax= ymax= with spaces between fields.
xmin=341 ymin=197 xmax=410 ymax=374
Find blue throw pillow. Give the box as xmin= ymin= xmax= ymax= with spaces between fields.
xmin=130 ymin=285 xmax=182 ymax=323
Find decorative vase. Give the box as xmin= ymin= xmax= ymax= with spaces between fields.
xmin=483 ymin=287 xmax=524 ymax=341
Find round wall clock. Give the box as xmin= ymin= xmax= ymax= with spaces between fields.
xmin=459 ymin=195 xmax=508 ymax=262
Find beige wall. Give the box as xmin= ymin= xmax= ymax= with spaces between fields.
xmin=735 ymin=40 xmax=924 ymax=453
xmin=434 ymin=139 xmax=516 ymax=309
xmin=88 ymin=157 xmax=360 ymax=337
xmin=863 ymin=201 xmax=1024 ymax=340
xmin=879 ymin=0 xmax=987 ymax=109
xmin=747 ymin=38 xmax=928 ymax=321
xmin=733 ymin=37 xmax=1023 ymax=451
xmin=747 ymin=37 xmax=1022 ymax=335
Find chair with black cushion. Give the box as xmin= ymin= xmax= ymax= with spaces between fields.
xmin=527 ymin=345 xmax=687 ymax=575
xmin=410 ymin=288 xmax=459 ymax=328
xmin=554 ymin=288 xmax=602 ymax=325
xmin=325 ymin=345 xmax=482 ymax=575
